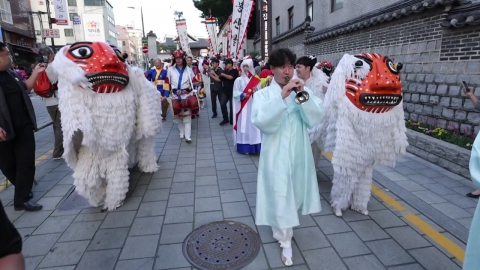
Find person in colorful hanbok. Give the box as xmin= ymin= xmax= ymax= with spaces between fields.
xmin=167 ymin=50 xmax=196 ymax=143
xmin=232 ymin=57 xmax=262 ymax=154
xmin=463 ymin=89 xmax=480 ymax=270
xmin=145 ymin=59 xmax=170 ymax=121
xmin=252 ymin=48 xmax=324 ymax=266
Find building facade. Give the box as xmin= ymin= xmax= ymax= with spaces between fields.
xmin=272 ymin=0 xmax=480 ymax=132
xmin=30 ymin=0 xmax=118 ymax=51
xmin=1 ymin=0 xmax=37 ymax=67
xmin=116 ymin=25 xmax=136 ymax=64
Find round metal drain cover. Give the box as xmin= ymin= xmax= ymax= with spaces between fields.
xmin=183 ymin=221 xmax=261 ymax=270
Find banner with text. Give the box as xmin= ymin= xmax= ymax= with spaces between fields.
xmin=205 ymin=17 xmax=219 ymax=56
xmin=176 ymin=19 xmax=192 ymax=57
xmin=54 ymin=0 xmax=69 ymax=25
xmin=229 ymin=0 xmax=254 ymax=59
xmin=82 ymin=14 xmax=106 ymax=42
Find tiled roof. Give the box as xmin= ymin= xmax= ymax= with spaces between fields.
xmin=440 ymin=2 xmax=480 ymax=28
xmin=297 ymin=0 xmax=472 ymax=44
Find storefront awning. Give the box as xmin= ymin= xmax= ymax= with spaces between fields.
xmin=8 ymin=43 xmax=37 ymax=54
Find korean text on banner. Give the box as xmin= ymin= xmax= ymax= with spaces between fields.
xmin=205 ymin=17 xmax=219 ymax=55
xmin=82 ymin=14 xmax=106 ymax=42
xmin=54 ymin=0 xmax=69 ymax=25
xmin=229 ymin=0 xmax=254 ymax=59
xmin=175 ymin=19 xmax=192 ymax=57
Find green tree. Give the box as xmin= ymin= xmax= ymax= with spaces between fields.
xmin=192 ymin=0 xmax=233 ymax=29
xmin=157 ymin=42 xmax=177 ymax=53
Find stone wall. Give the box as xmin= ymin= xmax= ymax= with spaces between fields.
xmin=406 ymin=129 xmax=471 ymax=178
xmin=273 ymin=32 xmax=305 ymax=58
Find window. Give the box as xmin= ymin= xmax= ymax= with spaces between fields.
xmin=0 ymin=0 xmax=13 ymax=24
xmin=69 ymin=13 xmax=78 ymax=21
xmin=106 ymin=1 xmax=113 ymax=11
xmin=84 ymin=0 xmax=105 ymax=6
xmin=67 ymin=0 xmax=77 ymax=6
xmin=109 ymin=30 xmax=117 ymax=38
xmin=275 ymin=17 xmax=280 ymax=36
xmin=306 ymin=0 xmax=313 ymax=20
xmin=64 ymin=29 xmax=74 ymax=37
xmin=331 ymin=0 xmax=343 ymax=12
xmin=122 ymin=41 xmax=126 ymax=46
xmin=288 ymin=7 xmax=293 ymax=30
xmin=107 ymin=15 xmax=114 ymax=25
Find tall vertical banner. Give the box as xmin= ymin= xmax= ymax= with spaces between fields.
xmin=176 ymin=19 xmax=192 ymax=56
xmin=82 ymin=14 xmax=106 ymax=42
xmin=222 ymin=31 xmax=228 ymax=56
xmin=54 ymin=0 xmax=69 ymax=25
xmin=205 ymin=17 xmax=219 ymax=55
xmin=229 ymin=0 xmax=255 ymax=60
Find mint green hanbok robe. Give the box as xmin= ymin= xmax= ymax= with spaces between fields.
xmin=464 ymin=136 xmax=480 ymax=269
xmin=251 ymin=79 xmax=324 ymax=229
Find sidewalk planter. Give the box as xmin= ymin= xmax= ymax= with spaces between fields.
xmin=406 ymin=129 xmax=471 ymax=178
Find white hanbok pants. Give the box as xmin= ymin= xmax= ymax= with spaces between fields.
xmin=272 ymin=227 xmax=293 ymax=248
xmin=174 ymin=111 xmax=192 ymax=139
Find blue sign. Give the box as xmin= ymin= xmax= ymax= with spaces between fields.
xmin=73 ymin=16 xmax=81 ymax=25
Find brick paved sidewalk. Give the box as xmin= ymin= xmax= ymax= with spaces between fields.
xmin=0 ymin=95 xmax=475 ymax=270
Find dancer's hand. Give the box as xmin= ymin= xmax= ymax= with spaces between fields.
xmin=0 ymin=127 xmax=6 ymax=142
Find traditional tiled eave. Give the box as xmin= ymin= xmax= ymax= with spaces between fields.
xmin=303 ymin=0 xmax=471 ymax=44
xmin=440 ymin=2 xmax=480 ymax=28
xmin=271 ymin=23 xmax=306 ymax=44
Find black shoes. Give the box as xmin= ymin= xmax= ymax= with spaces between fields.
xmin=220 ymin=120 xmax=229 ymax=126
xmin=466 ymin=192 xmax=480 ymax=199
xmin=212 ymin=114 xmax=217 ymax=118
xmin=14 ymin=201 xmax=43 ymax=212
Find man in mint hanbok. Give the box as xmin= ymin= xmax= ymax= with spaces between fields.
xmin=464 ymin=134 xmax=480 ymax=269
xmin=251 ymin=48 xmax=324 ymax=267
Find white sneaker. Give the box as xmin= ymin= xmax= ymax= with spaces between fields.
xmin=333 ymin=207 xmax=342 ymax=217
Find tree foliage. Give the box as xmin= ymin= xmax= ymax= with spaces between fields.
xmin=192 ymin=0 xmax=233 ymax=30
xmin=157 ymin=42 xmax=177 ymax=54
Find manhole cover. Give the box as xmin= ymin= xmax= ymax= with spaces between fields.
xmin=57 ymin=186 xmax=94 ymax=210
xmin=182 ymin=221 xmax=261 ymax=270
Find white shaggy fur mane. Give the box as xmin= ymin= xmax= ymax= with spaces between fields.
xmin=309 ymin=53 xmax=408 ymax=213
xmin=50 ymin=46 xmax=162 ymax=210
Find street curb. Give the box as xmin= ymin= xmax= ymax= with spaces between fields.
xmin=36 ymin=122 xmax=53 ymax=132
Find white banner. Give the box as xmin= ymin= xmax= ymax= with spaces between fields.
xmin=53 ymin=0 xmax=69 ymax=25
xmin=205 ymin=17 xmax=218 ymax=55
xmin=222 ymin=32 xmax=228 ymax=56
xmin=229 ymin=0 xmax=254 ymax=59
xmin=82 ymin=14 xmax=106 ymax=42
xmin=176 ymin=19 xmax=192 ymax=57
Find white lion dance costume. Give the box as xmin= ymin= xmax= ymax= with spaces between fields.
xmin=310 ymin=53 xmax=408 ymax=217
xmin=49 ymin=41 xmax=162 ymax=211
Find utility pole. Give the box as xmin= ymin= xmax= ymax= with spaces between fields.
xmin=45 ymin=0 xmax=56 ymax=51
xmin=141 ymin=6 xmax=145 ymax=39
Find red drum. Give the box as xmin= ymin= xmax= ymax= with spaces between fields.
xmin=186 ymin=95 xmax=199 ymax=114
xmin=172 ymin=95 xmax=199 ymax=116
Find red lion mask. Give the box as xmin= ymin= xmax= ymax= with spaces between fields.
xmin=66 ymin=41 xmax=129 ymax=93
xmin=346 ymin=53 xmax=403 ymax=113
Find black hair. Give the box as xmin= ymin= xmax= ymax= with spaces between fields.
xmin=0 ymin=42 xmax=6 ymax=52
xmin=253 ymin=59 xmax=259 ymax=67
xmin=268 ymin=48 xmax=296 ymax=68
xmin=296 ymin=56 xmax=315 ymax=72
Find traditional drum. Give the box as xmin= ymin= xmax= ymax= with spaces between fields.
xmin=172 ymin=94 xmax=199 ymax=116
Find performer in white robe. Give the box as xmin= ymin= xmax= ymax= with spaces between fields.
xmin=252 ymin=48 xmax=324 ymax=266
xmin=232 ymin=57 xmax=262 ymax=154
xmin=167 ymin=50 xmax=196 ymax=143
xmin=295 ymin=56 xmax=329 ymax=171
